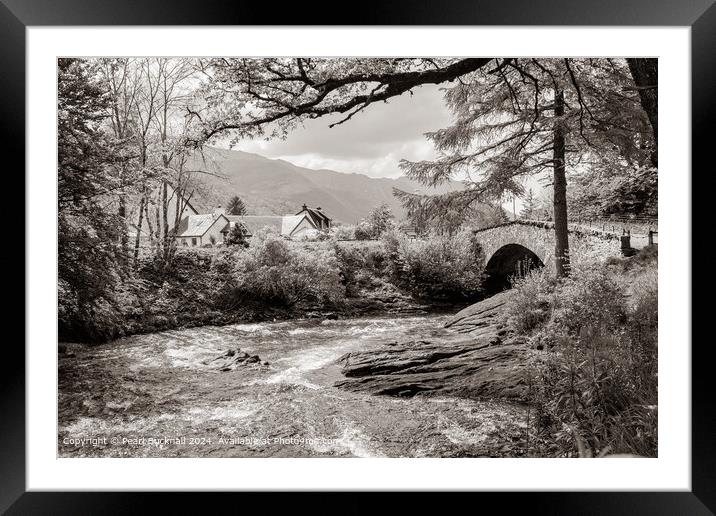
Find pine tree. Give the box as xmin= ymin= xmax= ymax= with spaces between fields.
xmin=396 ymin=59 xmax=651 ymax=276
xmin=520 ymin=189 xmax=537 ymax=220
xmin=227 ymin=195 xmax=247 ymax=216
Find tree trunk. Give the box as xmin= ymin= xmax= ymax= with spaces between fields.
xmin=626 ymin=58 xmax=658 ymax=167
xmin=133 ymin=195 xmax=146 ymax=265
xmin=174 ymin=186 xmax=182 ymax=234
xmin=144 ymin=202 xmax=155 ymax=252
xmin=552 ymin=88 xmax=570 ymax=278
xmin=153 ymin=199 xmax=161 ymax=251
xmin=118 ymin=181 xmax=128 ymax=260
xmin=162 ymin=181 xmax=170 ymax=263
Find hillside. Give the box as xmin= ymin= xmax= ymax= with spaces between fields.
xmin=185 ymin=147 xmax=463 ymax=224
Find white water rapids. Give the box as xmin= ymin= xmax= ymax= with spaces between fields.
xmin=59 ymin=315 xmax=526 ymax=457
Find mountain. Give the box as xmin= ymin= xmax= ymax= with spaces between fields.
xmin=186 ymin=147 xmax=463 ymax=224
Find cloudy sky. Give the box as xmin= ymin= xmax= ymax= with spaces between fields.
xmin=227 ymin=84 xmax=452 ymax=179
xmin=220 ymin=82 xmax=545 ymax=214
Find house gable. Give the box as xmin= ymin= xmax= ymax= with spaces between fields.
xmin=176 ymin=213 xmax=229 ymax=238
xmin=295 ymin=204 xmax=331 ymax=230
xmin=282 ymin=214 xmax=317 ymax=237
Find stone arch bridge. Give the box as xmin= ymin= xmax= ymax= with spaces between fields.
xmin=473 ymin=220 xmax=633 ymax=293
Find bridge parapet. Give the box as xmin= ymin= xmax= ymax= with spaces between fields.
xmin=473 ymin=220 xmax=626 ymax=274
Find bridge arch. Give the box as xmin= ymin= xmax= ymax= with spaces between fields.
xmin=483 ymin=243 xmax=544 ymax=295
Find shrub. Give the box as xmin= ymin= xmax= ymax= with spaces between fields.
xmin=632 ymin=244 xmax=658 ymax=267
xmin=516 ymin=262 xmax=658 ymax=457
xmin=354 ymin=222 xmax=373 ymax=241
xmin=334 ymin=242 xmax=389 ymax=296
xmin=227 ymin=234 xmax=345 ymax=307
xmin=354 ymin=204 xmax=396 ymax=240
xmin=226 ymin=222 xmax=250 ymax=247
xmin=331 ymin=225 xmax=355 ymax=240
xmin=506 ymin=269 xmax=559 ymax=334
xmin=625 ymin=267 xmax=658 ymax=394
xmin=384 ymin=230 xmax=486 ymax=301
xmin=529 ymin=329 xmax=657 ymax=457
xmin=552 ymin=266 xmax=627 ymax=336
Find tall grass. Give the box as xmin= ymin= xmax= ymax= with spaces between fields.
xmin=510 ymin=249 xmax=658 ymax=457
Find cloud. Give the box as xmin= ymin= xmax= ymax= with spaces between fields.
xmin=230 ymin=84 xmax=452 ymax=177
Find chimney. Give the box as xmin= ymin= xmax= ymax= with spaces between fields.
xmin=302 ymin=203 xmax=307 ymax=211
xmin=316 ymin=207 xmax=322 ymax=211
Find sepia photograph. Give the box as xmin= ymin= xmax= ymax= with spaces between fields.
xmin=57 ymin=56 xmax=658 ymax=459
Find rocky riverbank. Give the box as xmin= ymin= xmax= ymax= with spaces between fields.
xmin=334 ymin=291 xmax=531 ymax=401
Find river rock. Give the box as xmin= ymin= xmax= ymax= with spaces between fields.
xmin=334 ymin=291 xmax=530 ymax=401
xmin=444 ymin=290 xmax=513 ymax=335
xmin=213 ymin=348 xmax=267 ymax=371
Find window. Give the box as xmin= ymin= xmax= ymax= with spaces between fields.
xmin=191 ymin=238 xmax=197 ymax=246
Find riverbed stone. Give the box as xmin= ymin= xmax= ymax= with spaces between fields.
xmin=335 ymin=290 xmax=531 ymax=401
xmin=213 ymin=348 xmax=266 ymax=371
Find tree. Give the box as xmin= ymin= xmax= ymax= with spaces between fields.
xmin=58 ymin=58 xmax=128 ymax=340
xmin=227 ymin=195 xmax=247 ymax=215
xmin=198 ymin=58 xmax=656 ymax=277
xmin=534 ymin=190 xmax=554 ymax=221
xmin=226 ymin=222 xmax=250 ymax=247
xmin=194 ymin=58 xmax=493 ymax=142
xmin=520 ymin=189 xmax=538 ymax=219
xmin=357 ymin=203 xmax=396 ymax=239
xmin=397 ymin=59 xmax=652 ymax=277
xmin=402 ymin=192 xmax=499 ymax=235
xmin=99 ymin=58 xmax=210 ymax=267
xmin=626 ymin=58 xmax=657 ymax=166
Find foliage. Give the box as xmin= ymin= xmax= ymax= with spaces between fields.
xmin=98 ymin=57 xmax=208 ymax=267
xmin=58 ymin=58 xmax=134 ymax=342
xmin=354 ymin=223 xmax=373 ymax=241
xmin=398 ymin=59 xmax=651 ymax=204
xmin=224 ymin=234 xmax=345 ymax=307
xmin=520 ymin=189 xmax=538 ymax=219
xmin=331 ymin=225 xmax=356 ymax=240
xmin=568 ymin=165 xmax=657 ymax=219
xmin=226 ymin=222 xmax=250 ymax=247
xmin=553 ymin=266 xmax=628 ymax=335
xmin=507 ymin=269 xmax=559 ymax=334
xmin=383 ymin=230 xmax=486 ymax=301
xmin=395 ymin=190 xmax=508 ymax=235
xmin=508 ymin=259 xmax=658 ymax=457
xmin=198 ymin=58 xmax=493 ymax=142
xmin=226 ymin=195 xmax=247 ymax=216
xmin=354 ymin=203 xmax=396 ymax=240
xmin=333 ymin=242 xmax=389 ymax=296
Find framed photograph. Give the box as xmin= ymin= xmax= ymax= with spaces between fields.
xmin=5 ymin=0 xmax=709 ymax=512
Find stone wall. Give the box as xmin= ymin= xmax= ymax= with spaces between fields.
xmin=474 ymin=221 xmax=622 ymax=273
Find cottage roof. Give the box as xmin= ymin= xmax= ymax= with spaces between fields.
xmin=176 ymin=213 xmax=228 ymax=238
xmin=296 ymin=205 xmax=331 ymax=225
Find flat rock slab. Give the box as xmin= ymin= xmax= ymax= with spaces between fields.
xmin=335 ymin=291 xmax=530 ymax=401
xmin=444 ymin=290 xmax=513 ymax=335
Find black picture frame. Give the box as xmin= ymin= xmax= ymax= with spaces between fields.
xmin=3 ymin=0 xmax=709 ymax=513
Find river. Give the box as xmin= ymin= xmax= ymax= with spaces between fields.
xmin=58 ymin=314 xmax=527 ymax=457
